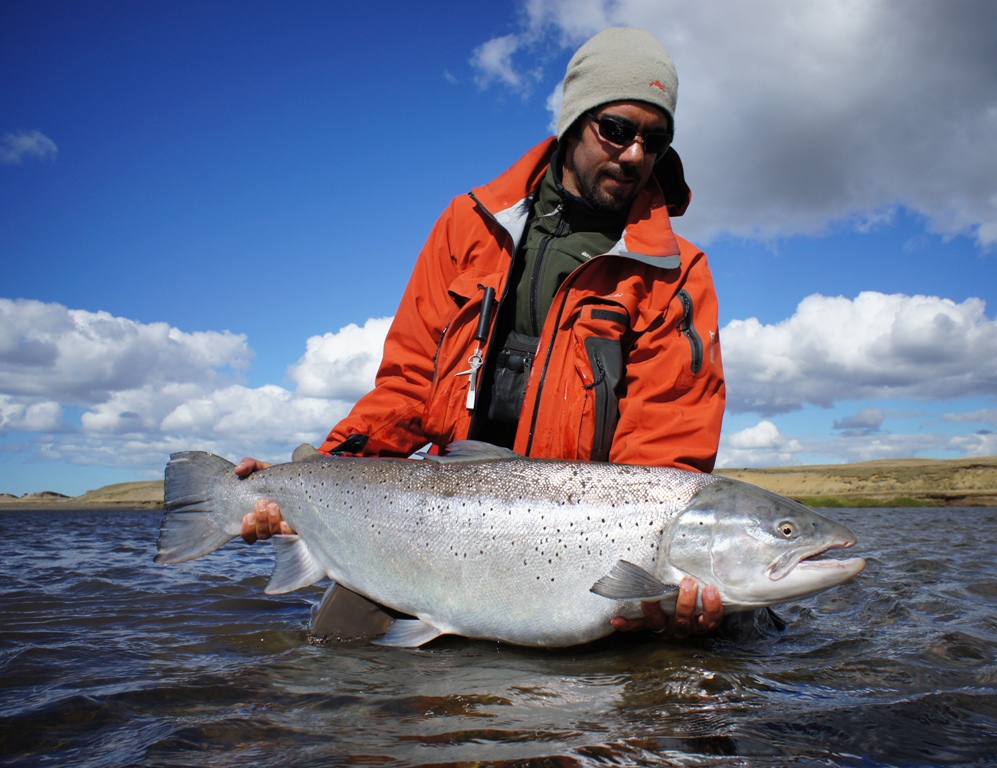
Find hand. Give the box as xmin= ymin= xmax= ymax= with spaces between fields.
xmin=234 ymin=457 xmax=296 ymax=543
xmin=610 ymin=577 xmax=723 ymax=639
xmin=240 ymin=499 xmax=294 ymax=543
xmin=234 ymin=456 xmax=272 ymax=477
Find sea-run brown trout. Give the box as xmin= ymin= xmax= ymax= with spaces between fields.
xmin=156 ymin=441 xmax=864 ymax=648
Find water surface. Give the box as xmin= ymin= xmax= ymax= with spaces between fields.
xmin=1 ymin=506 xmax=995 ymax=766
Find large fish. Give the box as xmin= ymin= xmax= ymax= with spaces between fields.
xmin=156 ymin=441 xmax=865 ymax=648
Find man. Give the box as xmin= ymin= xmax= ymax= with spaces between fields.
xmin=240 ymin=27 xmax=726 ymax=639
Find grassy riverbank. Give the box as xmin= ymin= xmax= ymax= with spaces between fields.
xmin=2 ymin=455 xmax=995 ymax=509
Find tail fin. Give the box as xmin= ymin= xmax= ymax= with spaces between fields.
xmin=155 ymin=451 xmax=242 ymax=564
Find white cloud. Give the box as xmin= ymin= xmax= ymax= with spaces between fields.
xmin=4 ymin=294 xmax=995 ymax=478
xmin=471 ymin=0 xmax=997 ymax=247
xmin=718 ymin=419 xmax=803 ymax=467
xmin=718 ymin=415 xmax=997 ymax=468
xmin=0 ymin=130 xmax=58 ymax=165
xmin=944 ymin=408 xmax=997 ymax=426
xmin=160 ymin=384 xmax=348 ymax=444
xmin=949 ymin=431 xmax=997 ymax=457
xmin=0 ymin=299 xmax=386 ymax=472
xmin=471 ymin=34 xmax=526 ymax=89
xmin=0 ymin=298 xmax=251 ymax=403
xmin=722 ymin=292 xmax=997 ymax=415
xmin=289 ymin=317 xmax=392 ymax=400
xmin=0 ymin=396 xmax=63 ymax=433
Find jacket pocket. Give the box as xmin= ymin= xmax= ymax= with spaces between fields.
xmin=584 ymin=333 xmax=625 ymax=462
xmin=488 ymin=331 xmax=539 ymax=424
xmin=424 ymin=276 xmax=494 ymax=444
xmin=571 ymin=305 xmax=630 ymax=461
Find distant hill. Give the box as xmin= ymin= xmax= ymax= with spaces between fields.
xmin=0 ymin=480 xmax=164 ymax=509
xmin=1 ymin=455 xmax=995 ymax=509
xmin=717 ymin=455 xmax=997 ymax=507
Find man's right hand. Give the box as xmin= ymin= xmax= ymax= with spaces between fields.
xmin=234 ymin=457 xmax=295 ymax=543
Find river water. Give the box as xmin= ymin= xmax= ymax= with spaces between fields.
xmin=1 ymin=506 xmax=995 ymax=767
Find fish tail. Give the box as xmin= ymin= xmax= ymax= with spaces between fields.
xmin=155 ymin=451 xmax=243 ymax=564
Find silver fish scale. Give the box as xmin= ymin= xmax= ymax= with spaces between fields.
xmin=234 ymin=456 xmax=721 ymax=646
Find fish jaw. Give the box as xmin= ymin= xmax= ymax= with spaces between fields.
xmin=762 ymin=539 xmax=866 ymax=603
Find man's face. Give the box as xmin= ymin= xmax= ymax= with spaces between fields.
xmin=561 ymin=100 xmax=671 ymax=213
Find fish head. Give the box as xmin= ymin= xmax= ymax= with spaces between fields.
xmin=663 ymin=478 xmax=866 ymax=611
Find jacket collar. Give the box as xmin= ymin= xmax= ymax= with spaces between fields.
xmin=470 ymin=137 xmax=689 ymax=261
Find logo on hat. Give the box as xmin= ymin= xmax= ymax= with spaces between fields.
xmin=649 ymin=80 xmax=668 ymax=93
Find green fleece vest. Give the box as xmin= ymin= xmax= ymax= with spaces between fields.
xmin=510 ymin=162 xmax=627 ymax=336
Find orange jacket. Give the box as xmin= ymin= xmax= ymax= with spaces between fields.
xmin=320 ymin=138 xmax=725 ymax=472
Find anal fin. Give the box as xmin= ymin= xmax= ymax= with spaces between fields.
xmin=266 ymin=535 xmax=326 ymax=594
xmin=372 ymin=618 xmax=446 ymax=647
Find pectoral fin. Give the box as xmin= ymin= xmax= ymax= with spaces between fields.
xmin=266 ymin=535 xmax=326 ymax=594
xmin=372 ymin=618 xmax=446 ymax=647
xmin=308 ymin=582 xmax=395 ymax=644
xmin=589 ymin=560 xmax=680 ymax=601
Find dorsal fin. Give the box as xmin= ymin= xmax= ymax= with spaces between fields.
xmin=420 ymin=440 xmax=520 ymax=464
xmin=292 ymin=443 xmax=327 ymax=462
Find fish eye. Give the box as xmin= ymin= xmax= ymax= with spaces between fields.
xmin=777 ymin=521 xmax=796 ymax=538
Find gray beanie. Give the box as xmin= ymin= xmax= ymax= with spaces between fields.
xmin=557 ymin=27 xmax=678 ymax=139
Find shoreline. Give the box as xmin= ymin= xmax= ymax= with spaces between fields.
xmin=2 ymin=455 xmax=995 ymax=510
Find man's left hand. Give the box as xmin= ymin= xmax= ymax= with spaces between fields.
xmin=610 ymin=577 xmax=723 ymax=639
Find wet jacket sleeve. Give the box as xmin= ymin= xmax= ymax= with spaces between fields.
xmin=318 ymin=201 xmax=463 ymax=456
xmin=610 ymin=247 xmax=726 ymax=472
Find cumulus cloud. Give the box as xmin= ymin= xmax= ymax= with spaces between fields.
xmin=0 ymin=299 xmax=386 ymax=471
xmin=721 ymin=292 xmax=997 ymax=415
xmin=717 ymin=416 xmax=997 ymax=468
xmin=160 ymin=384 xmax=348 ymax=445
xmin=0 ymin=396 xmax=63 ymax=433
xmin=718 ymin=419 xmax=803 ymax=467
xmin=949 ymin=431 xmax=997 ymax=457
xmin=289 ymin=317 xmax=392 ymax=400
xmin=471 ymin=34 xmax=527 ymax=89
xmin=0 ymin=130 xmax=58 ymax=165
xmin=0 ymin=298 xmax=251 ymax=403
xmin=471 ymin=0 xmax=997 ymax=247
xmin=5 ymin=292 xmax=995 ymax=477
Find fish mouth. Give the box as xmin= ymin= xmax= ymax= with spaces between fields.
xmin=769 ymin=539 xmax=866 ymax=582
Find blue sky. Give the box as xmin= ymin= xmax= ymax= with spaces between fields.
xmin=2 ymin=0 xmax=996 ymax=496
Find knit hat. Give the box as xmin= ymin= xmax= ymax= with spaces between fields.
xmin=557 ymin=27 xmax=678 ymax=140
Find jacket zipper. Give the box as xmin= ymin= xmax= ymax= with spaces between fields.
xmin=528 ymin=208 xmax=566 ymax=336
xmin=523 ymin=259 xmax=591 ymax=456
xmin=677 ymin=289 xmax=704 ymax=374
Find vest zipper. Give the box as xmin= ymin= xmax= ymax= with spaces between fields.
xmin=528 ymin=208 xmax=566 ymax=336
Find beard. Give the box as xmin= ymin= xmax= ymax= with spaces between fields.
xmin=574 ymin=164 xmax=643 ymax=212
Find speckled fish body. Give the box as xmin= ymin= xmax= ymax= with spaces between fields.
xmin=157 ymin=442 xmax=864 ymax=648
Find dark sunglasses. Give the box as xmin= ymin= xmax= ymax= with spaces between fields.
xmin=586 ymin=112 xmax=672 ymax=156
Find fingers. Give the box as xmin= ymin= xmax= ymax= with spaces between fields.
xmin=239 ymin=499 xmax=291 ymax=543
xmin=240 ymin=512 xmax=259 ymax=544
xmin=233 ymin=457 xmax=272 ymax=477
xmin=697 ymin=585 xmax=723 ymax=634
xmin=610 ymin=577 xmax=725 ymax=639
xmin=670 ymin=577 xmax=699 ymax=638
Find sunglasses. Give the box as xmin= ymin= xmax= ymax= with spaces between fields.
xmin=586 ymin=112 xmax=672 ymax=156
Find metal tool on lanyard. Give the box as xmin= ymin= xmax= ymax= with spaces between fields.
xmin=455 ymin=286 xmax=496 ymax=410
